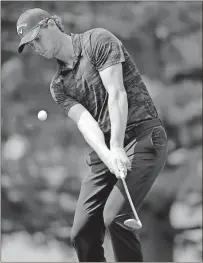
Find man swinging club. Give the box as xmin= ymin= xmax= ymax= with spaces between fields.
xmin=16 ymin=8 xmax=168 ymax=262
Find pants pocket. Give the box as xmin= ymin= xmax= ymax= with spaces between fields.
xmin=86 ymin=151 xmax=102 ymax=166
xmin=150 ymin=126 xmax=168 ymax=151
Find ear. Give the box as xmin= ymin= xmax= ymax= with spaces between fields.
xmin=47 ymin=19 xmax=56 ymax=28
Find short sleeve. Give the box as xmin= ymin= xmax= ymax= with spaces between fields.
xmin=90 ymin=28 xmax=125 ymax=71
xmin=50 ymin=77 xmax=79 ymax=115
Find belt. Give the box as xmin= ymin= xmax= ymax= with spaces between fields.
xmin=125 ymin=118 xmax=163 ymax=141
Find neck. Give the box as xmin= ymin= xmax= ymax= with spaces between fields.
xmin=54 ymin=32 xmax=75 ymax=69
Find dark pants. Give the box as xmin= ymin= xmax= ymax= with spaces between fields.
xmin=70 ymin=124 xmax=168 ymax=262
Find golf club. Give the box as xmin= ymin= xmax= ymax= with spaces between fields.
xmin=120 ymin=172 xmax=142 ymax=229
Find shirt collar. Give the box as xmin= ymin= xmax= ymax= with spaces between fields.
xmin=71 ymin=33 xmax=82 ymax=63
xmin=57 ymin=33 xmax=82 ymax=72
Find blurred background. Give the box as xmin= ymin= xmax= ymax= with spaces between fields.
xmin=1 ymin=1 xmax=202 ymax=262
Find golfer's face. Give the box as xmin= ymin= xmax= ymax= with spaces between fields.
xmin=27 ymin=27 xmax=56 ymax=59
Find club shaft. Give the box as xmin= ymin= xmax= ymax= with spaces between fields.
xmin=121 ymin=177 xmax=141 ymax=222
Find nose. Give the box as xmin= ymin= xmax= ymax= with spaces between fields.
xmin=29 ymin=41 xmax=41 ymax=53
xmin=28 ymin=43 xmax=38 ymax=52
xmin=34 ymin=46 xmax=41 ymax=54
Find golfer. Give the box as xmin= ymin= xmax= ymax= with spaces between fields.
xmin=17 ymin=8 xmax=168 ymax=262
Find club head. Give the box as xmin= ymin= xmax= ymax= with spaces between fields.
xmin=124 ymin=219 xmax=142 ymax=229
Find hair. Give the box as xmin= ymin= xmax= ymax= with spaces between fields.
xmin=40 ymin=14 xmax=65 ymax=33
xmin=50 ymin=15 xmax=65 ymax=33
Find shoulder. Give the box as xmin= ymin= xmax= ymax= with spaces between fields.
xmin=92 ymin=28 xmax=119 ymax=43
xmin=82 ymin=28 xmax=120 ymax=46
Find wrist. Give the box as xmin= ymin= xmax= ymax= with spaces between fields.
xmin=110 ymin=145 xmax=124 ymax=152
xmin=110 ymin=142 xmax=124 ymax=150
xmin=97 ymin=146 xmax=111 ymax=162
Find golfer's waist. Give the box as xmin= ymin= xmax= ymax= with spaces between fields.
xmin=87 ymin=118 xmax=163 ymax=167
xmin=103 ymin=118 xmax=163 ymax=145
xmin=125 ymin=118 xmax=163 ymax=141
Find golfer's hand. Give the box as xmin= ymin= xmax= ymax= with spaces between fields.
xmin=110 ymin=147 xmax=131 ymax=179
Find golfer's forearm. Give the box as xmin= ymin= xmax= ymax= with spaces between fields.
xmin=77 ymin=115 xmax=110 ymax=160
xmin=108 ymin=91 xmax=128 ymax=149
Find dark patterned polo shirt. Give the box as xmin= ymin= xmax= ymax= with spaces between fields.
xmin=50 ymin=28 xmax=158 ymax=142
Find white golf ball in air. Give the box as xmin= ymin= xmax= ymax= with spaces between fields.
xmin=38 ymin=110 xmax=47 ymax=121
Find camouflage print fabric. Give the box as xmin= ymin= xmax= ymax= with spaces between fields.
xmin=50 ymin=28 xmax=158 ymax=141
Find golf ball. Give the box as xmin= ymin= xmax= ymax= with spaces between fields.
xmin=38 ymin=110 xmax=47 ymax=121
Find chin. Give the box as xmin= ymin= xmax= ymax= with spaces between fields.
xmin=44 ymin=53 xmax=54 ymax=59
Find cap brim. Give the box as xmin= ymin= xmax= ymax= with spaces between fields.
xmin=18 ymin=26 xmax=40 ymax=53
